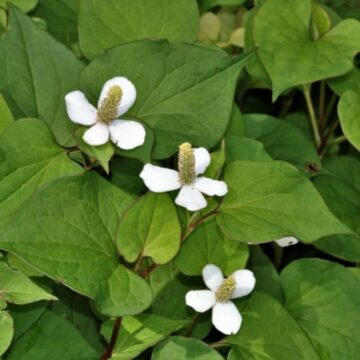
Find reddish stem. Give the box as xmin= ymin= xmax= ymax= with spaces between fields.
xmin=100 ymin=317 xmax=122 ymax=360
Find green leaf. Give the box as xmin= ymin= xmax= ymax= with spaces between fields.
xmin=102 ymin=315 xmax=188 ymax=360
xmin=0 ymin=119 xmax=82 ymax=227
xmin=0 ymin=0 xmax=38 ymax=12
xmin=79 ymin=0 xmax=199 ymax=60
xmin=118 ymin=192 xmax=181 ymax=265
xmin=0 ymin=260 xmax=56 ymax=305
xmin=338 ymin=90 xmax=360 ymax=151
xmin=217 ymin=161 xmax=350 ymax=243
xmin=0 ymin=6 xmax=84 ymax=145
xmin=313 ymin=156 xmax=360 ymax=261
xmin=152 ymin=336 xmax=224 ymax=360
xmin=329 ymin=67 xmax=360 ymax=96
xmin=282 ymin=259 xmax=360 ymax=359
xmin=75 ymin=127 xmax=114 ymax=174
xmin=244 ymin=114 xmax=320 ymax=171
xmin=176 ymin=219 xmax=249 ymax=276
xmin=80 ymin=40 xmax=251 ymax=158
xmin=226 ymin=292 xmax=319 ymax=360
xmin=199 ymin=0 xmax=246 ymax=12
xmin=31 ymin=0 xmax=79 ymax=46
xmin=249 ymin=246 xmax=283 ymax=302
xmin=0 ymin=172 xmax=152 ymax=316
xmin=5 ymin=310 xmax=100 ymax=359
xmin=253 ymin=0 xmax=360 ymax=99
xmin=0 ymin=311 xmax=13 ymax=356
xmin=0 ymin=95 xmax=13 ymax=135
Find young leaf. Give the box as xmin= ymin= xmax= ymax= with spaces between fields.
xmin=117 ymin=192 xmax=181 ymax=265
xmin=253 ymin=0 xmax=360 ymax=99
xmin=0 ymin=119 xmax=82 ymax=227
xmin=102 ymin=314 xmax=188 ymax=360
xmin=0 ymin=260 xmax=57 ymax=304
xmin=217 ymin=161 xmax=351 ymax=243
xmin=80 ymin=40 xmax=251 ymax=158
xmin=0 ymin=6 xmax=84 ymax=145
xmin=79 ymin=0 xmax=199 ymax=60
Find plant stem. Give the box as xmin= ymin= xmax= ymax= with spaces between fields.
xmin=318 ymin=81 xmax=326 ymax=130
xmin=100 ymin=317 xmax=122 ymax=360
xmin=328 ymin=134 xmax=347 ymax=146
xmin=273 ymin=243 xmax=283 ymax=271
xmin=303 ymin=85 xmax=321 ymax=147
xmin=185 ymin=313 xmax=199 ymax=337
xmin=209 ymin=338 xmax=227 ymax=349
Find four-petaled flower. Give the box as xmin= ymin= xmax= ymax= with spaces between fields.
xmin=140 ymin=143 xmax=228 ymax=211
xmin=185 ymin=264 xmax=255 ymax=335
xmin=65 ymin=76 xmax=145 ymax=150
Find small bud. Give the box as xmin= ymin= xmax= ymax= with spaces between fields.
xmin=97 ymin=85 xmax=122 ymax=123
xmin=178 ymin=142 xmax=195 ymax=185
xmin=215 ymin=276 xmax=236 ymax=303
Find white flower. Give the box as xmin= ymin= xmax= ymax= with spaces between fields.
xmin=275 ymin=236 xmax=299 ymax=247
xmin=185 ymin=264 xmax=255 ymax=335
xmin=140 ymin=143 xmax=228 ymax=211
xmin=65 ymin=76 xmax=145 ymax=149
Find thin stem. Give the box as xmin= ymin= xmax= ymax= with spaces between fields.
xmin=185 ymin=313 xmax=199 ymax=337
xmin=323 ymin=93 xmax=337 ymax=127
xmin=303 ymin=85 xmax=321 ymax=147
xmin=318 ymin=81 xmax=326 ymax=130
xmin=209 ymin=338 xmax=227 ymax=349
xmin=273 ymin=243 xmax=283 ymax=271
xmin=317 ymin=119 xmax=340 ymax=156
xmin=328 ymin=134 xmax=347 ymax=146
xmin=100 ymin=317 xmax=122 ymax=360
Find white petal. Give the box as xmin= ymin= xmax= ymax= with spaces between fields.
xmin=212 ymin=302 xmax=242 ymax=335
xmin=194 ymin=147 xmax=211 ymax=175
xmin=185 ymin=290 xmax=216 ymax=313
xmin=275 ymin=236 xmax=299 ymax=247
xmin=140 ymin=164 xmax=181 ymax=193
xmin=98 ymin=77 xmax=136 ymax=117
xmin=108 ymin=119 xmax=145 ymax=150
xmin=202 ymin=264 xmax=224 ymax=292
xmin=83 ymin=123 xmax=109 ymax=146
xmin=231 ymin=270 xmax=256 ymax=299
xmin=65 ymin=91 xmax=97 ymax=125
xmin=195 ymin=177 xmax=228 ymax=197
xmin=175 ymin=185 xmax=207 ymax=211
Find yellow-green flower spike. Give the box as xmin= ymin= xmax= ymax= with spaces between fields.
xmin=97 ymin=85 xmax=123 ymax=123
xmin=215 ymin=276 xmax=236 ymax=303
xmin=178 ymin=142 xmax=195 ymax=185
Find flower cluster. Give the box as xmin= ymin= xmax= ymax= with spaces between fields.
xmin=65 ymin=77 xmax=298 ymax=336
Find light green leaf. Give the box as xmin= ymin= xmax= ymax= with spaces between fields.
xmin=102 ymin=315 xmax=188 ymax=360
xmin=249 ymin=246 xmax=283 ymax=302
xmin=199 ymin=12 xmax=221 ymax=43
xmin=79 ymin=0 xmax=199 ymax=60
xmin=0 ymin=6 xmax=84 ymax=145
xmin=0 ymin=119 xmax=82 ymax=227
xmin=329 ymin=67 xmax=360 ymax=96
xmin=338 ymin=90 xmax=360 ymax=151
xmin=253 ymin=0 xmax=360 ymax=99
xmin=244 ymin=114 xmax=320 ymax=170
xmin=0 ymin=173 xmax=152 ymax=316
xmin=0 ymin=260 xmax=56 ymax=304
xmin=0 ymin=311 xmax=13 ymax=356
xmin=282 ymin=259 xmax=360 ymax=359
xmin=227 ymin=292 xmax=319 ymax=360
xmin=152 ymin=336 xmax=224 ymax=360
xmin=75 ymin=127 xmax=114 ymax=174
xmin=217 ymin=160 xmax=350 ymax=243
xmin=176 ymin=219 xmax=248 ymax=276
xmin=313 ymin=156 xmax=360 ymax=261
xmin=0 ymin=0 xmax=37 ymax=12
xmin=117 ymin=193 xmax=181 ymax=265
xmin=0 ymin=95 xmax=13 ymax=135
xmin=80 ymin=40 xmax=251 ymax=158
xmin=31 ymin=0 xmax=78 ymax=46
xmin=5 ymin=310 xmax=100 ymax=359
